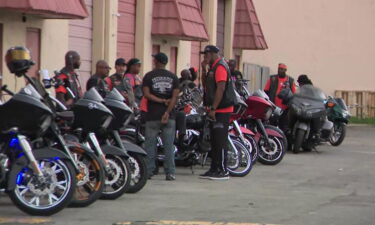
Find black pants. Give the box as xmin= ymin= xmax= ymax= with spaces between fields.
xmin=210 ymin=113 xmax=231 ymax=172
xmin=175 ymin=111 xmax=187 ymax=137
xmin=279 ymin=109 xmax=290 ymax=133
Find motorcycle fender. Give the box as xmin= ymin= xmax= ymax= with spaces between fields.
xmin=122 ymin=140 xmax=147 ymax=156
xmin=7 ymin=148 xmax=72 ymax=191
xmin=297 ymin=122 xmax=309 ymax=131
xmin=101 ymin=144 xmax=129 ymax=159
xmin=265 ymin=128 xmax=283 ymax=138
xmin=240 ymin=127 xmax=255 ymax=136
xmin=67 ymin=143 xmax=95 ymax=154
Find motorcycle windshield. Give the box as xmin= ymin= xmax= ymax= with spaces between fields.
xmin=83 ymin=87 xmax=105 ymax=102
xmin=20 ymin=84 xmax=43 ymax=100
xmin=335 ymin=98 xmax=348 ymax=110
xmin=105 ymin=88 xmax=125 ymax=102
xmin=296 ymin=85 xmax=325 ymax=102
xmin=253 ymin=89 xmax=270 ymax=100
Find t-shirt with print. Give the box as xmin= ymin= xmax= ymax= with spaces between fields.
xmin=142 ymin=69 xmax=179 ymax=121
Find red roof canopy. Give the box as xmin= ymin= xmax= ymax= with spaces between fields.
xmin=152 ymin=0 xmax=209 ymax=41
xmin=233 ymin=0 xmax=268 ymax=50
xmin=0 ymin=0 xmax=88 ymax=19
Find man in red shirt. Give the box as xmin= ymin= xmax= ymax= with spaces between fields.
xmin=264 ymin=63 xmax=296 ymax=131
xmin=200 ymin=45 xmax=236 ymax=180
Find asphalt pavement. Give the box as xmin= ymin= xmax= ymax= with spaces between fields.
xmin=1 ymin=125 xmax=374 ymax=225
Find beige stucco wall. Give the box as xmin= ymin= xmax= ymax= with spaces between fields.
xmin=243 ymin=0 xmax=375 ymax=95
xmin=0 ymin=12 xmax=69 ymax=92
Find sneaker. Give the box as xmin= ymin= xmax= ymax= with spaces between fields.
xmin=166 ymin=174 xmax=176 ymax=181
xmin=199 ymin=170 xmax=216 ymax=179
xmin=208 ymin=171 xmax=230 ymax=180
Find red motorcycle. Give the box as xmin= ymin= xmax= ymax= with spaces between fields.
xmin=239 ymin=89 xmax=287 ymax=165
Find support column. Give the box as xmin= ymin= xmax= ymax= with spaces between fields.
xmin=202 ymin=0 xmax=218 ymax=46
xmin=92 ymin=0 xmax=105 ymax=69
xmin=224 ymin=0 xmax=236 ymax=59
xmin=135 ymin=0 xmax=153 ymax=75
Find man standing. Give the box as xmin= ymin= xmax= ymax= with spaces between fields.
xmin=55 ymin=51 xmax=83 ymax=108
xmin=105 ymin=58 xmax=135 ymax=107
xmin=264 ymin=63 xmax=296 ymax=131
xmin=86 ymin=60 xmax=111 ymax=96
xmin=142 ymin=53 xmax=179 ymax=181
xmin=200 ymin=45 xmax=236 ymax=180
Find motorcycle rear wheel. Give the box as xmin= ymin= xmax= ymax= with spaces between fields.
xmin=293 ymin=129 xmax=306 ymax=154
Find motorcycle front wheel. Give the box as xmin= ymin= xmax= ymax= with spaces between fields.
xmin=125 ymin=153 xmax=148 ymax=193
xmin=100 ymin=155 xmax=131 ymax=200
xmin=8 ymin=158 xmax=76 ymax=216
xmin=68 ymin=147 xmax=105 ymax=207
xmin=227 ymin=137 xmax=253 ymax=177
xmin=258 ymin=135 xmax=285 ymax=165
xmin=329 ymin=123 xmax=347 ymax=146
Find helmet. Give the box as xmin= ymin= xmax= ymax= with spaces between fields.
xmin=5 ymin=46 xmax=35 ymax=76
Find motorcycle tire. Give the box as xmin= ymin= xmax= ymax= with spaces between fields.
xmin=8 ymin=158 xmax=76 ymax=216
xmin=244 ymin=134 xmax=259 ymax=164
xmin=257 ymin=134 xmax=285 ymax=165
xmin=125 ymin=153 xmax=148 ymax=193
xmin=329 ymin=123 xmax=347 ymax=146
xmin=227 ymin=138 xmax=253 ymax=177
xmin=293 ymin=129 xmax=306 ymax=154
xmin=68 ymin=147 xmax=105 ymax=207
xmin=264 ymin=125 xmax=288 ymax=152
xmin=100 ymin=154 xmax=131 ymax=200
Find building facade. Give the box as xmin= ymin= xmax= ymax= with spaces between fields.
xmin=0 ymin=0 xmax=266 ymax=93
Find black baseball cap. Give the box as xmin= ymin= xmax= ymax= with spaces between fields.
xmin=115 ymin=58 xmax=126 ymax=66
xmin=152 ymin=52 xmax=168 ymax=65
xmin=200 ymin=45 xmax=220 ymax=54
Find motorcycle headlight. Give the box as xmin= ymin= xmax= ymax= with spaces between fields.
xmin=40 ymin=115 xmax=52 ymax=133
xmin=102 ymin=116 xmax=113 ymax=129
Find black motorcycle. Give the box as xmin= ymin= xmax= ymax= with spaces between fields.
xmin=0 ymin=85 xmax=76 ymax=215
xmin=288 ymin=85 xmax=333 ymax=153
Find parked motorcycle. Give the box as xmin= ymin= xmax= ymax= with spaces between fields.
xmin=0 ymin=85 xmax=76 ymax=215
xmin=288 ymin=85 xmax=333 ymax=153
xmin=326 ymin=97 xmax=350 ymax=146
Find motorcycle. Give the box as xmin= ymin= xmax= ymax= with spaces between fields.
xmin=236 ymin=84 xmax=286 ymax=165
xmin=0 ymin=85 xmax=76 ymax=215
xmin=326 ymin=97 xmax=350 ymax=146
xmin=287 ymin=85 xmax=333 ymax=153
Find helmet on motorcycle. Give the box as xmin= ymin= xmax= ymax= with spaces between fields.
xmin=5 ymin=46 xmax=35 ymax=76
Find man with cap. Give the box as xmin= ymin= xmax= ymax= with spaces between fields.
xmin=264 ymin=63 xmax=296 ymax=132
xmin=86 ymin=60 xmax=111 ymax=97
xmin=142 ymin=52 xmax=180 ymax=181
xmin=200 ymin=45 xmax=236 ymax=180
xmin=105 ymin=58 xmax=135 ymax=107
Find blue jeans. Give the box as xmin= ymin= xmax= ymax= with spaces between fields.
xmin=144 ymin=119 xmax=176 ymax=175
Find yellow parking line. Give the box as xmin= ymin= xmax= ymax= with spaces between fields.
xmin=0 ymin=217 xmax=52 ymax=224
xmin=114 ymin=221 xmax=285 ymax=225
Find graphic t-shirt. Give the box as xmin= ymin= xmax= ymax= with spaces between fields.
xmin=142 ymin=69 xmax=179 ymax=121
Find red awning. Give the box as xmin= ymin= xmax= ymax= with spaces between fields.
xmin=233 ymin=0 xmax=268 ymax=50
xmin=0 ymin=0 xmax=88 ymax=19
xmin=152 ymin=0 xmax=209 ymax=41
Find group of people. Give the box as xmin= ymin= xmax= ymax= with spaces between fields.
xmin=54 ymin=45 xmax=239 ymax=181
xmin=54 ymin=45 xmax=314 ymax=182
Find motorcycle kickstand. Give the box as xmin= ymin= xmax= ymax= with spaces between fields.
xmin=190 ymin=165 xmax=195 ymax=175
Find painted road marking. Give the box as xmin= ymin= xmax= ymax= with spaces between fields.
xmin=114 ymin=221 xmax=284 ymax=225
xmin=0 ymin=217 xmax=52 ymax=224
